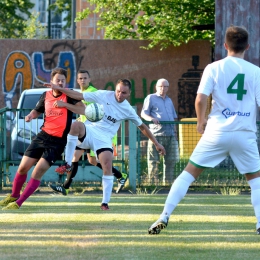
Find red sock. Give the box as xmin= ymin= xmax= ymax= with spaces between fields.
xmin=16 ymin=178 xmax=41 ymax=207
xmin=11 ymin=172 xmax=27 ymax=198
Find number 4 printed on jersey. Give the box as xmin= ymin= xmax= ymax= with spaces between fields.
xmin=227 ymin=74 xmax=247 ymax=100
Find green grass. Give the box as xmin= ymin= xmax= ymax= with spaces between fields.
xmin=0 ymin=193 xmax=259 ymax=260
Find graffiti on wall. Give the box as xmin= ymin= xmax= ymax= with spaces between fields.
xmin=33 ymin=51 xmax=76 ymax=86
xmin=1 ymin=49 xmax=158 ymax=109
xmin=2 ymin=50 xmax=76 ymax=109
xmin=1 ymin=46 xmax=203 ymax=119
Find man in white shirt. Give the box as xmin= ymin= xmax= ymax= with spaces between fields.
xmin=49 ymin=79 xmax=166 ymax=210
xmin=49 ymin=70 xmax=128 ymax=195
xmin=148 ymin=25 xmax=260 ymax=235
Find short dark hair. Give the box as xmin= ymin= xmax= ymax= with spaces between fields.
xmin=117 ymin=79 xmax=132 ymax=90
xmin=225 ymin=25 xmax=248 ymax=53
xmin=77 ymin=69 xmax=90 ymax=78
xmin=51 ymin=68 xmax=67 ymax=80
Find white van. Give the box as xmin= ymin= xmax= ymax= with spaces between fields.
xmin=10 ymin=88 xmax=80 ymax=160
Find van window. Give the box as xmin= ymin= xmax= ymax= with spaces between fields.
xmin=19 ymin=94 xmax=43 ymax=119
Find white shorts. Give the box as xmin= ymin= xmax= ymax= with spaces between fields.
xmin=77 ymin=126 xmax=113 ymax=157
xmin=190 ymin=131 xmax=260 ymax=174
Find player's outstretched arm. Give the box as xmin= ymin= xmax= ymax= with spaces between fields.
xmin=44 ymin=83 xmax=84 ymax=101
xmin=25 ymin=109 xmax=42 ymax=122
xmin=138 ymin=123 xmax=166 ymax=155
xmin=54 ymin=100 xmax=86 ymax=115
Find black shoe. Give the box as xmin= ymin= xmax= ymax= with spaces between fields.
xmin=49 ymin=184 xmax=68 ymax=196
xmin=257 ymin=227 xmax=260 ymax=235
xmin=100 ymin=203 xmax=109 ymax=210
xmin=116 ymin=172 xmax=128 ymax=194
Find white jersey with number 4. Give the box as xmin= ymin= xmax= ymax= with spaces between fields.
xmin=83 ymin=90 xmax=143 ymax=141
xmin=198 ymin=56 xmax=260 ymax=133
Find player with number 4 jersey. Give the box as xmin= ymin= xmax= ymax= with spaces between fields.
xmin=199 ymin=56 xmax=260 ymax=133
xmin=148 ymin=25 xmax=260 ymax=236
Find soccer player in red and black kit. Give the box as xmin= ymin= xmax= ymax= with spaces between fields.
xmin=0 ymin=68 xmax=85 ymax=210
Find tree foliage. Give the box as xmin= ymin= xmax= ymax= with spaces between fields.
xmin=75 ymin=0 xmax=215 ymax=49
xmin=0 ymin=0 xmax=34 ymax=38
xmin=21 ymin=12 xmax=46 ymax=39
xmin=48 ymin=0 xmax=71 ymax=29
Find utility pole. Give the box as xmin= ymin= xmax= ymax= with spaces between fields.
xmin=71 ymin=0 xmax=76 ymax=39
xmin=48 ymin=0 xmax=51 ymax=38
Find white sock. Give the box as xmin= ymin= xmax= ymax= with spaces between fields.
xmin=248 ymin=177 xmax=260 ymax=229
xmin=102 ymin=175 xmax=114 ymax=204
xmin=160 ymin=170 xmax=195 ymax=219
xmin=65 ymin=134 xmax=78 ymax=165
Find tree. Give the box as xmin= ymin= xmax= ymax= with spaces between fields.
xmin=0 ymin=0 xmax=34 ymax=38
xmin=48 ymin=0 xmax=71 ymax=29
xmin=21 ymin=12 xmax=46 ymax=39
xmin=75 ymin=0 xmax=215 ymax=49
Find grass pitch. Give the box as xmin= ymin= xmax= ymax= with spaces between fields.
xmin=0 ymin=193 xmax=259 ymax=260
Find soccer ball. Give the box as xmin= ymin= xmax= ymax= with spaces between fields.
xmin=85 ymin=103 xmax=104 ymax=122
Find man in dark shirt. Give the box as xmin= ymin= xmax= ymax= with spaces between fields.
xmin=0 ymin=68 xmax=84 ymax=210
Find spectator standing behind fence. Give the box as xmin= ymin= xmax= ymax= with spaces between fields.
xmin=141 ymin=79 xmax=179 ymax=185
xmin=148 ymin=25 xmax=260 ymax=235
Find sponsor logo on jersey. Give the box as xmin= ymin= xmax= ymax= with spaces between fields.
xmin=47 ymin=110 xmax=64 ymax=117
xmin=222 ymin=108 xmax=250 ymax=118
xmin=107 ymin=115 xmax=117 ymax=123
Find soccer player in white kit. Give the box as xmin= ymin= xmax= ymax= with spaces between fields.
xmin=148 ymin=25 xmax=260 ymax=235
xmin=49 ymin=79 xmax=166 ymax=210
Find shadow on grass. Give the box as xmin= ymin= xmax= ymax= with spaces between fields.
xmin=0 ymin=195 xmax=259 ymax=260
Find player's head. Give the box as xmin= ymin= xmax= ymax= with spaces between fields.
xmin=51 ymin=68 xmax=67 ymax=79
xmin=115 ymin=79 xmax=131 ymax=103
xmin=77 ymin=69 xmax=91 ymax=90
xmin=50 ymin=68 xmax=67 ymax=89
xmin=225 ymin=25 xmax=249 ymax=53
xmin=156 ymin=78 xmax=169 ymax=96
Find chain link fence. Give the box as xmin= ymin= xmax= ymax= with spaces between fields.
xmin=136 ymin=120 xmax=255 ymax=190
xmin=1 ymin=107 xmax=259 ymax=191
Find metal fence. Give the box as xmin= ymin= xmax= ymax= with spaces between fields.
xmin=0 ymin=107 xmax=257 ymax=191
xmin=137 ymin=120 xmax=255 ymax=190
xmin=0 ymin=107 xmax=131 ymax=190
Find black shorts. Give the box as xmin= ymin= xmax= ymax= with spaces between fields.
xmin=96 ymin=148 xmax=113 ymax=158
xmin=75 ymin=129 xmax=89 ymax=152
xmin=24 ymin=131 xmax=66 ymax=166
xmin=75 ymin=146 xmax=90 ymax=153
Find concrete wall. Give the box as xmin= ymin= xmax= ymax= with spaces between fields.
xmin=0 ymin=39 xmax=211 ymax=118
